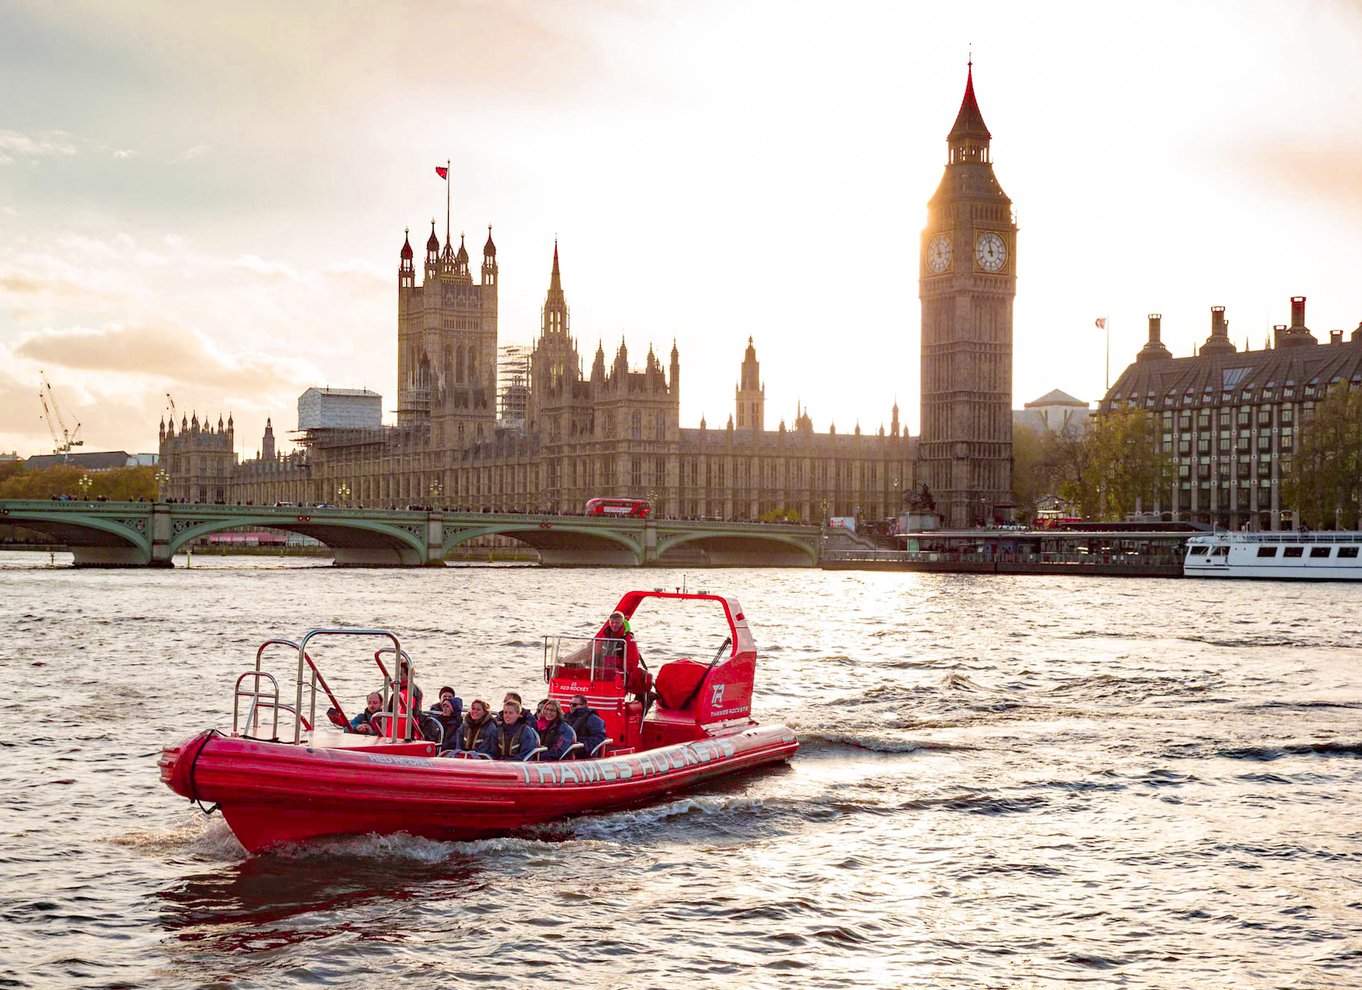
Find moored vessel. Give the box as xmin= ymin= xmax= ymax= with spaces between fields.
xmin=1184 ymin=531 xmax=1362 ymax=580
xmin=159 ymin=591 xmax=798 ymax=852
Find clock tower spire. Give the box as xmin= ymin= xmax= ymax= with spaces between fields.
xmin=918 ymin=61 xmax=1016 ymax=528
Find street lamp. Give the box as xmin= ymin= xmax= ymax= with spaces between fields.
xmin=77 ymin=474 xmax=93 ymax=499
xmin=155 ymin=469 xmax=170 ymax=501
xmin=337 ymin=482 xmax=351 ymax=506
xmin=428 ymin=479 xmax=442 ymax=507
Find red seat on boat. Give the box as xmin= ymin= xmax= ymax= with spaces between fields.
xmin=653 ymin=658 xmax=706 ymax=710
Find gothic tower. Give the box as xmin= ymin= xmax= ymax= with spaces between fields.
xmin=735 ymin=337 xmax=765 ymax=430
xmin=919 ymin=62 xmax=1016 ymax=528
xmin=396 ymin=188 xmax=499 ymax=451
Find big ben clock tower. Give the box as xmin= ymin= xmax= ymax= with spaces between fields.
xmin=919 ymin=62 xmax=1016 ymax=529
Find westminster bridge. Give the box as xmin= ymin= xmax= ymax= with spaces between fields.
xmin=0 ymin=500 xmax=822 ymax=568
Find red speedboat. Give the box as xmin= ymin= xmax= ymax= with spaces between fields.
xmin=160 ymin=591 xmax=798 ymax=853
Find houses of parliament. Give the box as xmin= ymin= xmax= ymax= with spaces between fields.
xmin=158 ymin=67 xmax=1015 ymax=529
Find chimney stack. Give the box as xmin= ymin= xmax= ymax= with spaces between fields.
xmin=1136 ymin=313 xmax=1172 ymax=362
xmin=1280 ymin=296 xmax=1317 ymax=347
xmin=1200 ymin=305 xmax=1237 ymax=356
xmin=1330 ymin=329 xmax=1344 ymax=345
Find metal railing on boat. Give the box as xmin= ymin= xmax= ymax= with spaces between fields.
xmin=294 ymin=629 xmax=410 ymax=745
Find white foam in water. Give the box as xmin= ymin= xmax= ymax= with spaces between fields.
xmin=571 ymin=794 xmax=765 ymax=838
xmin=112 ymin=814 xmax=245 ymax=860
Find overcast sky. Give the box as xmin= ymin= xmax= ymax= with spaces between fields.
xmin=2 ymin=0 xmax=1360 ymax=459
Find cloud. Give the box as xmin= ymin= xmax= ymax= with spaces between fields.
xmin=168 ymin=144 xmax=209 ymax=164
xmin=0 ymin=128 xmax=77 ymax=165
xmin=14 ymin=322 xmax=318 ymax=394
xmin=1235 ymin=140 xmax=1362 ymax=222
xmin=112 ymin=148 xmax=134 ymax=159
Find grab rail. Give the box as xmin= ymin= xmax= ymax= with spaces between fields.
xmin=294 ymin=629 xmax=406 ymax=744
xmin=233 ymin=670 xmax=280 ymax=738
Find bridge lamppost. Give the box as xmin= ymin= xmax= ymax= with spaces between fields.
xmin=428 ymin=480 xmax=441 ymax=508
xmin=155 ymin=469 xmax=170 ymax=502
xmin=77 ymin=474 xmax=93 ymax=500
xmin=337 ymin=482 xmax=351 ymax=507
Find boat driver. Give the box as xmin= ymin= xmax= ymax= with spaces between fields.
xmin=595 ymin=610 xmax=649 ymax=700
xmin=596 ymin=611 xmax=635 ymax=665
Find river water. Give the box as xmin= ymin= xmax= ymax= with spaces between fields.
xmin=1 ymin=553 xmax=1359 ymax=988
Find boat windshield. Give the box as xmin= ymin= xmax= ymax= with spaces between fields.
xmin=543 ymin=636 xmax=628 ymax=683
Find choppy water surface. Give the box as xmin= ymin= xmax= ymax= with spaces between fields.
xmin=1 ymin=554 xmax=1360 ymax=988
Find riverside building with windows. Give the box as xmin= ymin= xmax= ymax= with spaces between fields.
xmin=1100 ymin=299 xmax=1362 ymax=531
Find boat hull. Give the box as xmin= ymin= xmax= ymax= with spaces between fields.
xmin=160 ymin=725 xmax=798 ymax=852
xmin=1184 ymin=532 xmax=1362 ymax=580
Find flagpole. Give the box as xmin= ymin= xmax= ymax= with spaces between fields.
xmin=1105 ymin=319 xmax=1110 ymax=391
xmin=445 ymin=159 xmax=451 ymax=247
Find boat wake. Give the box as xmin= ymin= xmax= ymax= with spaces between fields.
xmin=113 ymin=815 xmax=244 ymax=860
xmin=794 ymin=729 xmax=974 ymax=754
xmin=567 ymin=794 xmax=769 ymax=839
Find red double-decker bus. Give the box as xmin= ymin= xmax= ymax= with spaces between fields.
xmin=585 ymin=497 xmax=652 ymax=518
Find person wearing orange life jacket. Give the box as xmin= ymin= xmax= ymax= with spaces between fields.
xmin=384 ymin=661 xmax=424 ymax=739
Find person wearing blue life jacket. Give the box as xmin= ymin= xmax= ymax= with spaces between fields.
xmin=565 ymin=694 xmax=608 ymax=757
xmin=429 ymin=685 xmax=463 ymax=726
xmin=432 ymin=697 xmax=463 ymax=752
xmin=536 ymin=699 xmax=578 ymax=761
xmin=452 ymin=699 xmax=495 ymax=754
xmin=478 ymin=700 xmax=540 ymax=761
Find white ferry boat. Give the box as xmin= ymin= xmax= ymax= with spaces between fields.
xmin=1184 ymin=531 xmax=1362 ymax=580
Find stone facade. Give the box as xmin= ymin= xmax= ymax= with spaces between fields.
xmin=159 ymin=74 xmax=1058 ymax=524
xmin=918 ymin=63 xmax=1016 ymax=528
xmin=1101 ymin=299 xmax=1362 ymax=531
xmin=160 ymin=243 xmax=915 ymax=520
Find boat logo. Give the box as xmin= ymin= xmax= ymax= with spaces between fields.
xmin=517 ymin=737 xmax=738 ymax=786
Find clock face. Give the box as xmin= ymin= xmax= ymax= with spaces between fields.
xmin=975 ymin=231 xmax=1007 ymax=273
xmin=926 ymin=233 xmax=952 ymax=274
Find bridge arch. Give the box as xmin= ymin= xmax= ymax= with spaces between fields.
xmin=655 ymin=529 xmax=819 ymax=567
xmin=444 ymin=520 xmax=643 ymax=566
xmin=169 ymin=514 xmax=429 ymax=566
xmin=0 ymin=504 xmax=152 ymax=566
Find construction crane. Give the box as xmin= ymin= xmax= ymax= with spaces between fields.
xmin=38 ymin=371 xmax=84 ymax=461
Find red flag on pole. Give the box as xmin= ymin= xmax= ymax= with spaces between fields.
xmin=435 ymin=166 xmax=449 ymax=180
xmin=1095 ymin=317 xmax=1107 ymax=330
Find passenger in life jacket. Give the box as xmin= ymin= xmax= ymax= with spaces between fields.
xmin=348 ymin=692 xmax=383 ymax=734
xmin=494 ymin=692 xmax=524 ymax=727
xmin=565 ymin=694 xmax=608 ymax=758
xmin=536 ymin=699 xmax=577 ymax=761
xmin=432 ymin=697 xmax=462 ymax=752
xmin=386 ymin=662 xmax=424 ymax=738
xmin=478 ymin=700 xmax=540 ymax=761
xmin=452 ymin=699 xmax=494 ymax=754
xmin=430 ymin=685 xmax=463 ymax=725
